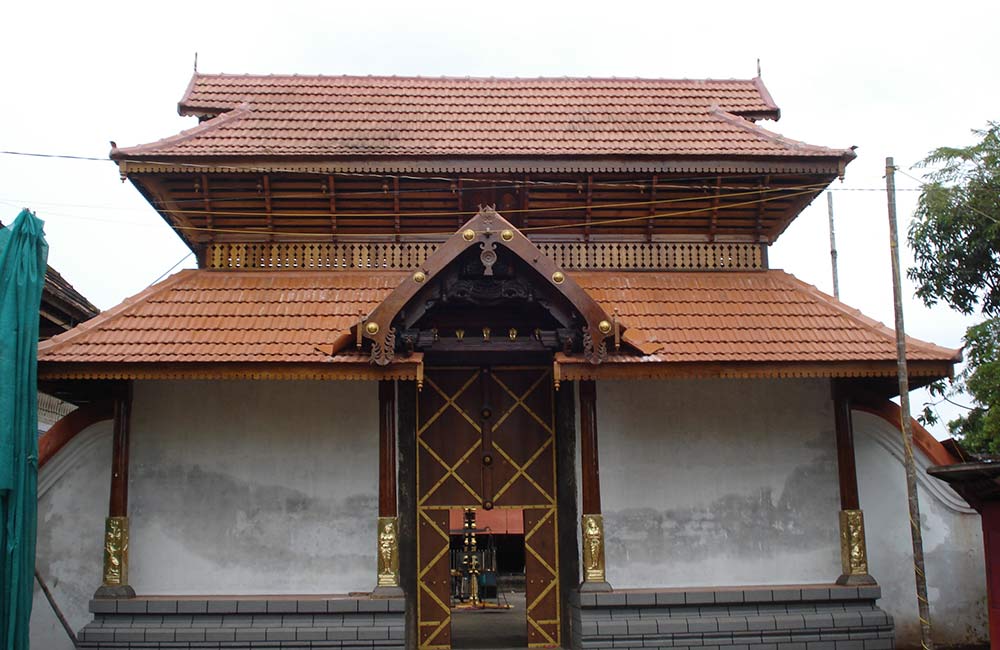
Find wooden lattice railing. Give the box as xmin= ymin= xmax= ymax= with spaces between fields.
xmin=205 ymin=241 xmax=764 ymax=271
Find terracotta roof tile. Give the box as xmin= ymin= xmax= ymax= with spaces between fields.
xmin=112 ymin=74 xmax=852 ymax=161
xmin=38 ymin=269 xmax=959 ymax=370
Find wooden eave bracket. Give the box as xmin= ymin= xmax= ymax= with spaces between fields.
xmin=356 ymin=206 xmax=630 ymax=366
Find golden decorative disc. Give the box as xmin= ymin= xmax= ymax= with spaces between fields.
xmin=413 ymin=271 xmax=426 ymax=283
xmin=462 ymin=229 xmax=476 ymax=241
xmin=501 ymin=229 xmax=514 ymax=241
xmin=552 ymin=271 xmax=565 ymax=284
xmin=598 ymin=320 xmax=612 ymax=334
xmin=365 ymin=322 xmax=380 ymax=335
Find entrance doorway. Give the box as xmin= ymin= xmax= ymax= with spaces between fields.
xmin=416 ymin=367 xmax=560 ymax=649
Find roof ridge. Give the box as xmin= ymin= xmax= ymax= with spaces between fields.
xmin=38 ymin=270 xmax=196 ymax=357
xmin=710 ymin=107 xmax=854 ymax=158
xmin=186 ymin=71 xmax=765 ymax=83
xmin=112 ymin=104 xmax=253 ymax=158
xmin=773 ymin=270 xmax=963 ymax=361
xmin=751 ymin=76 xmax=781 ymax=120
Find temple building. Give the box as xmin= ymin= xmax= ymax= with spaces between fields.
xmin=30 ymin=74 xmax=987 ymax=649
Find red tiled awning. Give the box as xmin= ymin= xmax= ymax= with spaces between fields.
xmin=37 ymin=269 xmax=959 ymax=381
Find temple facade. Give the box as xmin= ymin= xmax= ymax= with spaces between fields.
xmin=31 ymin=74 xmax=986 ymax=649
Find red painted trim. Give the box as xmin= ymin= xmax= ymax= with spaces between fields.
xmin=853 ymin=399 xmax=959 ymax=467
xmin=38 ymin=401 xmax=114 ymax=469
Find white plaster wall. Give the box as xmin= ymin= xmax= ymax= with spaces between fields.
xmin=598 ymin=378 xmax=841 ymax=588
xmin=31 ymin=419 xmax=112 ymax=650
xmin=854 ymin=410 xmax=988 ymax=648
xmin=129 ymin=380 xmax=378 ymax=595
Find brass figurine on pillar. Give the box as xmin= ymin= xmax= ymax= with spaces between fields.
xmin=102 ymin=516 xmax=129 ymax=586
xmin=838 ymin=509 xmax=874 ymax=584
xmin=97 ymin=515 xmax=135 ymax=598
xmin=376 ymin=516 xmax=400 ymax=588
xmin=581 ymin=514 xmax=607 ymax=584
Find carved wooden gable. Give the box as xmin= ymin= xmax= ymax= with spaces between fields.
xmin=359 ymin=207 xmax=623 ymax=365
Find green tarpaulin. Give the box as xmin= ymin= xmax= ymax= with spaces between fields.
xmin=0 ymin=209 xmax=48 ymax=650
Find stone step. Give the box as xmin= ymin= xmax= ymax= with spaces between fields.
xmin=78 ymin=596 xmax=406 ymax=649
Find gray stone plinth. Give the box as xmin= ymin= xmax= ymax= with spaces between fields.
xmin=569 ymin=584 xmax=894 ymax=650
xmin=77 ymin=595 xmax=406 ymax=649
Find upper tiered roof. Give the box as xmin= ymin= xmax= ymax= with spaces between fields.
xmin=113 ymin=74 xmax=853 ymax=171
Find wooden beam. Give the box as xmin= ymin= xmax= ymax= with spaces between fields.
xmin=456 ymin=178 xmax=464 ymax=230
xmin=38 ymin=401 xmax=114 ymax=469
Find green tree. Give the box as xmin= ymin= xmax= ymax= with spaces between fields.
xmin=908 ymin=122 xmax=1000 ymax=453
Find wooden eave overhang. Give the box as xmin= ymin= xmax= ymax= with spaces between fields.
xmin=553 ymin=354 xmax=957 ymax=383
xmin=114 ymin=155 xmax=851 ymax=176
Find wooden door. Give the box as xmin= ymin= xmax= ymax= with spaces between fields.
xmin=416 ymin=367 xmax=559 ymax=649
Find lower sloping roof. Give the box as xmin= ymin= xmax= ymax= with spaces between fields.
xmin=36 ymin=269 xmax=959 ymax=380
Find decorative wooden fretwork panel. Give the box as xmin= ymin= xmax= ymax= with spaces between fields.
xmin=206 ymin=241 xmax=763 ymax=271
xmin=415 ymin=367 xmax=560 ymax=649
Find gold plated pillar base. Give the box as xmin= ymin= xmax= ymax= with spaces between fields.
xmin=836 ymin=509 xmax=877 ymax=586
xmin=372 ymin=516 xmax=404 ymax=598
xmin=580 ymin=514 xmax=612 ymax=592
xmin=94 ymin=516 xmax=135 ymax=599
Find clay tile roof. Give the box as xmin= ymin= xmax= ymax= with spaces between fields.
xmin=572 ymin=270 xmax=960 ymax=365
xmin=111 ymin=73 xmax=852 ymax=161
xmin=37 ymin=269 xmax=959 ymax=376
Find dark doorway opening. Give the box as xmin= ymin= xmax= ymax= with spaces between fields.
xmin=449 ymin=508 xmax=528 ymax=649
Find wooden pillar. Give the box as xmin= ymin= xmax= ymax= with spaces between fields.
xmin=95 ymin=382 xmax=135 ymax=599
xmin=981 ymin=501 xmax=1000 ymax=650
xmin=373 ymin=380 xmax=403 ymax=597
xmin=579 ymin=380 xmax=611 ymax=591
xmin=833 ymin=382 xmax=876 ymax=586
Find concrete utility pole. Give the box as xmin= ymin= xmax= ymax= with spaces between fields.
xmin=885 ymin=157 xmax=934 ymax=650
xmin=827 ymin=192 xmax=840 ymax=299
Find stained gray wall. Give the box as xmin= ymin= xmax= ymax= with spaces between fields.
xmin=854 ymin=410 xmax=988 ymax=647
xmin=597 ymin=378 xmax=841 ymax=587
xmin=32 ymin=419 xmax=112 ymax=650
xmin=129 ymin=380 xmax=379 ymax=594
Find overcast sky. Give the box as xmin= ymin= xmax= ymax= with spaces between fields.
xmin=3 ymin=1 xmax=997 ymax=436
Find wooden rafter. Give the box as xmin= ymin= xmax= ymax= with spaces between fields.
xmin=522 ymin=174 xmax=530 ymax=229
xmin=647 ymin=175 xmax=657 ymax=242
xmin=393 ymin=176 xmax=401 ymax=241
xmin=327 ymin=175 xmax=337 ymax=239
xmin=262 ymin=175 xmax=274 ymax=236
xmin=708 ymin=176 xmax=722 ymax=242
xmin=756 ymin=174 xmax=770 ymax=241
xmin=200 ymin=173 xmax=213 ymax=235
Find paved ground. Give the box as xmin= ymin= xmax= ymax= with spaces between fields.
xmin=451 ymin=592 xmax=527 ymax=649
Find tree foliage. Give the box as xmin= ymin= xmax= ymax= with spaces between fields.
xmin=908 ymin=122 xmax=1000 ymax=453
